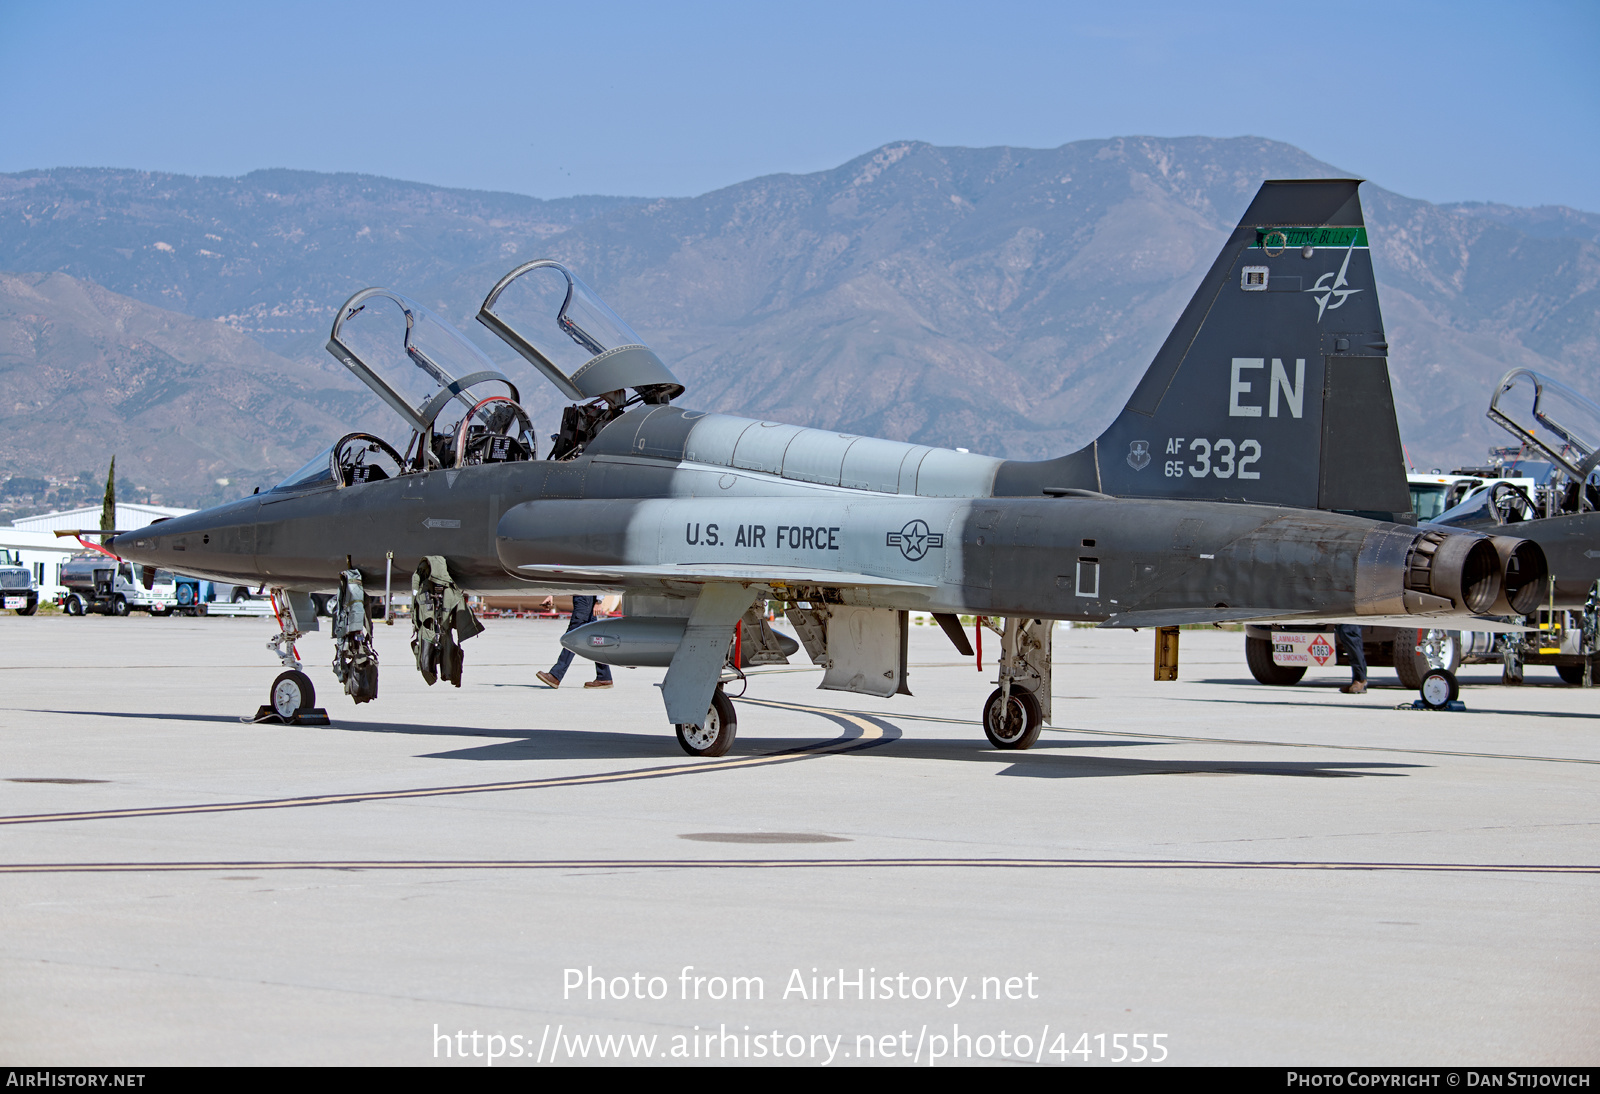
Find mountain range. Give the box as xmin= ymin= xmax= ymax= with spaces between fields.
xmin=1 ymin=137 xmax=1595 ymax=508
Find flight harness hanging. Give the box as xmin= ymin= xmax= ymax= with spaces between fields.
xmin=331 ymin=567 xmax=379 ymax=704
xmin=411 ymin=555 xmax=484 ymax=687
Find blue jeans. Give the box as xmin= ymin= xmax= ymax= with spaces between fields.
xmin=548 ymin=595 xmax=613 ymax=682
xmin=1334 ymin=624 xmax=1367 ymax=682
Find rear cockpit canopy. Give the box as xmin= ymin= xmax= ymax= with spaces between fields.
xmin=325 ymin=289 xmax=537 ymax=474
xmin=1489 ymin=369 xmax=1600 ymax=513
xmin=478 ymin=260 xmax=683 ymax=406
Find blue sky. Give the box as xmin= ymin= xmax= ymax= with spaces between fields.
xmin=1 ymin=0 xmax=1596 ymax=210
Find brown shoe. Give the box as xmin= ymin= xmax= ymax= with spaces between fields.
xmin=584 ymin=679 xmax=613 ymax=689
xmin=537 ymin=671 xmax=560 ymax=689
xmin=1340 ymin=679 xmax=1367 ymax=694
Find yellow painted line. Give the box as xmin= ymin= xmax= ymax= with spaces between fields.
xmin=0 ymin=704 xmax=898 ymax=827
xmin=742 ymin=698 xmax=886 ymax=743
xmin=0 ymin=859 xmax=1593 ymax=875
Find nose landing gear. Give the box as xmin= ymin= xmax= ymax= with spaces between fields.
xmin=1412 ymin=627 xmax=1465 ymax=711
xmin=248 ymin=589 xmax=330 ymax=725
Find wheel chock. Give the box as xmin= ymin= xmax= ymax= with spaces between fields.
xmin=244 ymin=705 xmax=331 ymax=725
xmin=1397 ymin=699 xmax=1466 ymax=712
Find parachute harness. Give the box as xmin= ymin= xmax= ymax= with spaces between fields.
xmin=411 ymin=555 xmax=484 ymax=687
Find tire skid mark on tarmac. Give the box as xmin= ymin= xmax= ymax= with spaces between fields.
xmin=0 ymin=705 xmax=902 ymax=828
xmin=850 ymin=708 xmax=1600 ymax=766
xmin=0 ymin=858 xmax=1594 ymax=875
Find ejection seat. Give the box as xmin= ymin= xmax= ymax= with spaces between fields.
xmin=325 ymin=288 xmax=538 ymax=476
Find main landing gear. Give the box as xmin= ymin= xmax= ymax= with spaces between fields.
xmin=249 ymin=589 xmax=330 ymax=726
xmin=983 ymin=686 xmax=1042 ymax=749
xmin=979 ymin=616 xmax=1052 ymax=750
xmin=675 ymin=687 xmax=738 ymax=757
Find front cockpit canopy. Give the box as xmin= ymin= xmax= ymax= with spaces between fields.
xmin=328 ymin=288 xmax=516 ymax=434
xmin=326 ymin=289 xmax=536 ymax=472
xmin=477 ymin=260 xmax=683 ymax=405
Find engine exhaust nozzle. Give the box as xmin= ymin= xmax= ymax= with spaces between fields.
xmin=1487 ymin=535 xmax=1548 ymax=617
xmin=1405 ymin=531 xmax=1501 ymax=615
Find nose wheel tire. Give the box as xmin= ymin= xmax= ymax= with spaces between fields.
xmin=1418 ymin=668 xmax=1459 ymax=710
xmin=675 ymin=688 xmax=737 ymax=757
xmin=270 ymin=670 xmax=317 ymax=719
xmin=983 ymin=686 xmax=1043 ymax=750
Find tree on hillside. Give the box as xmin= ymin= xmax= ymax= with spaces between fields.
xmin=100 ymin=456 xmax=115 ymax=539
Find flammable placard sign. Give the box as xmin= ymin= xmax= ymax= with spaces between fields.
xmin=1273 ymin=631 xmax=1336 ymax=666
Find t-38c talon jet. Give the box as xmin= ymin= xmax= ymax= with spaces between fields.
xmin=103 ymin=180 xmax=1548 ymax=754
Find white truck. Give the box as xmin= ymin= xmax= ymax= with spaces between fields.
xmin=0 ymin=549 xmax=39 ymax=615
xmin=57 ymin=555 xmax=181 ymax=616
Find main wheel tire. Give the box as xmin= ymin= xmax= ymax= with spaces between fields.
xmin=1396 ymin=629 xmax=1461 ymax=690
xmin=270 ymin=670 xmax=316 ymax=719
xmin=1419 ymin=667 xmax=1459 ymax=710
xmin=983 ymin=686 xmax=1043 ymax=750
xmin=1245 ymin=635 xmax=1307 ymax=686
xmin=64 ymin=595 xmax=83 ymax=616
xmin=111 ymin=595 xmax=129 ymax=617
xmin=675 ymin=688 xmax=737 ymax=757
xmin=1556 ymin=663 xmax=1588 ymax=685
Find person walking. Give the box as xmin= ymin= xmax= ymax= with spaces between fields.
xmin=537 ymin=594 xmax=613 ymax=689
xmin=1334 ymin=624 xmax=1367 ymax=694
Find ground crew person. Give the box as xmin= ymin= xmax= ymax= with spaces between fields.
xmin=537 ymin=594 xmax=613 ymax=689
xmin=1334 ymin=624 xmax=1367 ymax=694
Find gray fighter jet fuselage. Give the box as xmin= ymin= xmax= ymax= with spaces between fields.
xmin=109 ymin=180 xmax=1549 ymax=752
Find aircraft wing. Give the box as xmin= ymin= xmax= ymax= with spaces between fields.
xmin=514 ymin=562 xmax=936 ymax=590
xmin=1097 ymin=608 xmax=1294 ymax=628
xmin=1099 ymin=608 xmax=1535 ymax=631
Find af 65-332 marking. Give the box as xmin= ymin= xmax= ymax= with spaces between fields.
xmin=1164 ymin=438 xmax=1261 ymax=479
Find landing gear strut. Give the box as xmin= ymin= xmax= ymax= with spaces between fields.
xmin=249 ymin=589 xmax=330 ymax=725
xmin=981 ymin=616 xmax=1052 ymax=750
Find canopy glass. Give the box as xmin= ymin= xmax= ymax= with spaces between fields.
xmin=477 ymin=260 xmax=683 ymax=404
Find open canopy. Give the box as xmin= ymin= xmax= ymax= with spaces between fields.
xmin=327 ymin=288 xmax=521 ymax=435
xmin=323 ymin=289 xmax=537 ymax=475
xmin=1489 ymin=368 xmax=1600 ymax=494
xmin=477 ymin=260 xmax=683 ymax=404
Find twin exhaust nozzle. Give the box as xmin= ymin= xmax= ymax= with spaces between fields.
xmin=1404 ymin=530 xmax=1546 ymax=617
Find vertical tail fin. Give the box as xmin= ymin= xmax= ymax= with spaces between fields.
xmin=995 ymin=179 xmax=1413 ymax=523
